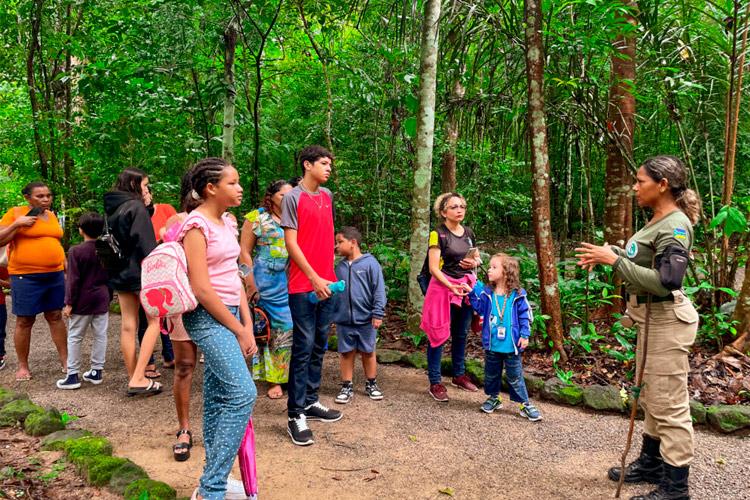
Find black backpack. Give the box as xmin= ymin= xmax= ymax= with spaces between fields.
xmin=95 ymin=207 xmax=127 ymax=273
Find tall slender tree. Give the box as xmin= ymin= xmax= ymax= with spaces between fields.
xmin=407 ymin=0 xmax=441 ymax=329
xmin=603 ymin=0 xmax=637 ymax=249
xmin=524 ymin=0 xmax=566 ymax=361
xmin=222 ymin=17 xmax=239 ymax=163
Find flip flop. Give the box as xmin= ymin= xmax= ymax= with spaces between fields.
xmin=127 ymin=379 xmax=163 ymax=396
xmin=145 ymin=369 xmax=161 ymax=379
xmin=15 ymin=373 xmax=32 ymax=381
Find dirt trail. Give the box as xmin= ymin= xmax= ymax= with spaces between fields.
xmin=1 ymin=314 xmax=748 ymax=499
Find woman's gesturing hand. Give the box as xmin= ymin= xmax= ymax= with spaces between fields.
xmin=574 ymin=242 xmax=618 ymax=270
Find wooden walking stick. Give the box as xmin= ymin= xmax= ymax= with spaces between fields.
xmin=615 ymin=291 xmax=653 ymax=498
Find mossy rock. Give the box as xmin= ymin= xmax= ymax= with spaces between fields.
xmin=327 ymin=335 xmax=338 ymax=351
xmin=109 ymin=460 xmax=149 ymax=495
xmin=582 ymin=385 xmax=625 ymax=412
xmin=689 ymin=400 xmax=707 ymax=425
xmin=403 ymin=352 xmax=428 ymax=370
xmin=0 ymin=399 xmax=45 ymax=425
xmin=123 ymin=479 xmax=176 ymax=500
xmin=541 ymin=377 xmax=583 ymax=406
xmin=465 ymin=359 xmax=484 ymax=387
xmin=0 ymin=387 xmax=28 ymax=407
xmin=706 ymin=405 xmax=750 ymax=433
xmin=84 ymin=456 xmax=129 ymax=486
xmin=42 ymin=429 xmax=92 ymax=450
xmin=440 ymin=357 xmax=453 ymax=376
xmin=63 ymin=436 xmax=113 ymax=466
xmin=24 ymin=408 xmax=65 ymax=436
xmin=376 ymin=349 xmax=404 ymax=364
xmin=523 ymin=374 xmax=545 ymax=395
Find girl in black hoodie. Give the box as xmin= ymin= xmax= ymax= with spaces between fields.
xmin=103 ymin=168 xmax=162 ymax=395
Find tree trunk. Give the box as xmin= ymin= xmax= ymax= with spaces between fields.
xmin=524 ymin=0 xmax=566 ymax=362
xmin=62 ymin=2 xmax=76 ymax=206
xmin=603 ymin=0 xmax=636 ymax=248
xmin=26 ymin=0 xmax=49 ymax=179
xmin=297 ymin=0 xmax=334 ymax=155
xmin=190 ymin=68 xmax=211 ymax=156
xmin=719 ymin=2 xmax=750 ymax=288
xmin=727 ymin=255 xmax=750 ymax=355
xmin=406 ymin=0 xmax=441 ymax=331
xmin=441 ymin=77 xmax=464 ymax=193
xmin=222 ymin=19 xmax=238 ymax=164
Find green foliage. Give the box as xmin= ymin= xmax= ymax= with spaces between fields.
xmin=709 ymin=205 xmax=748 ymax=237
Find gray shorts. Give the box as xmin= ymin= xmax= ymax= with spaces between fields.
xmin=336 ymin=323 xmax=377 ymax=353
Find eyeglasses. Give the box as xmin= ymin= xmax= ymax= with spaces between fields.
xmin=446 ymin=204 xmax=467 ymax=210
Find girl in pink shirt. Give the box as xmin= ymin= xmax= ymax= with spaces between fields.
xmin=179 ymin=157 xmax=257 ymax=500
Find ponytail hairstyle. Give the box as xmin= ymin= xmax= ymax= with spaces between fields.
xmin=22 ymin=181 xmax=49 ymax=198
xmin=489 ymin=253 xmax=521 ymax=293
xmin=179 ymin=169 xmax=202 ymax=213
xmin=114 ymin=168 xmax=148 ymax=197
xmin=187 ymin=157 xmax=231 ymax=201
xmin=261 ymin=179 xmax=292 ymax=216
xmin=641 ymin=155 xmax=702 ymax=224
xmin=433 ymin=192 xmax=466 ymax=222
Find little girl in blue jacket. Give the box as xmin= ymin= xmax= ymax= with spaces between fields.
xmin=468 ymin=253 xmax=542 ymax=420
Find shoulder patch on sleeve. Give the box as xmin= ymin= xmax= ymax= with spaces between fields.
xmin=673 ymin=227 xmax=687 ymax=240
xmin=428 ymin=231 xmax=439 ymax=247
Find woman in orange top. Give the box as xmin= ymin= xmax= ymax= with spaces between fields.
xmin=0 ymin=181 xmax=68 ymax=381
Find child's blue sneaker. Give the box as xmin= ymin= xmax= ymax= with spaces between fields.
xmin=56 ymin=373 xmax=81 ymax=390
xmin=481 ymin=396 xmax=503 ymax=414
xmin=519 ymin=402 xmax=542 ymax=421
xmin=82 ymin=369 xmax=104 ymax=385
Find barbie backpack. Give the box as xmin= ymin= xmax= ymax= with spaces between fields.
xmin=140 ymin=242 xmax=197 ymax=318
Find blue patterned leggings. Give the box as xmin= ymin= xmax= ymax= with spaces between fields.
xmin=183 ymin=305 xmax=257 ymax=500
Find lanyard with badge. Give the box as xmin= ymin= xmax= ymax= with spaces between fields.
xmin=492 ymin=293 xmax=508 ymax=340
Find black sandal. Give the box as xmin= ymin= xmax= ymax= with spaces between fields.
xmin=173 ymin=429 xmax=193 ymax=462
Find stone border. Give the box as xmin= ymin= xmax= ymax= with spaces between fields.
xmin=371 ymin=348 xmax=750 ymax=434
xmin=0 ymin=386 xmax=176 ymax=499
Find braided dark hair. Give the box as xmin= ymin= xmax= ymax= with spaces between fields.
xmin=188 ymin=157 xmax=231 ymax=201
xmin=179 ymin=169 xmax=202 ymax=213
xmin=261 ymin=179 xmax=291 ymax=215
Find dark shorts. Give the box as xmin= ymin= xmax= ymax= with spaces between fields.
xmin=336 ymin=323 xmax=377 ymax=353
xmin=10 ymin=271 xmax=65 ymax=317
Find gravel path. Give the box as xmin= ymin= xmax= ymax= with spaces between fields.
xmin=1 ymin=313 xmax=748 ymax=499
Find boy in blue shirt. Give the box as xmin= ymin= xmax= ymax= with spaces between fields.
xmin=332 ymin=227 xmax=387 ymax=403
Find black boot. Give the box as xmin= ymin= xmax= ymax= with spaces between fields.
xmin=608 ymin=434 xmax=663 ymax=484
xmin=630 ymin=463 xmax=689 ymax=500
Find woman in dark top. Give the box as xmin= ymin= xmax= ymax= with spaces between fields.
xmin=420 ymin=192 xmax=481 ymax=402
xmin=103 ymin=168 xmax=162 ymax=395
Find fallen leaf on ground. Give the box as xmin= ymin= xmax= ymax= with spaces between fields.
xmin=439 ymin=486 xmax=455 ymax=496
xmin=408 ymin=435 xmax=417 ymax=442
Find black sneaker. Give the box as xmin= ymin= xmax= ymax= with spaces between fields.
xmin=304 ymin=401 xmax=342 ymax=422
xmin=365 ymin=380 xmax=384 ymax=400
xmin=287 ymin=414 xmax=314 ymax=446
xmin=82 ymin=369 xmax=104 ymax=385
xmin=0 ymin=356 xmax=5 ymax=371
xmin=335 ymin=383 xmax=354 ymax=404
xmin=56 ymin=373 xmax=81 ymax=390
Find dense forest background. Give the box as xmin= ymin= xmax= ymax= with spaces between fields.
xmin=2 ymin=0 xmax=750 ymax=397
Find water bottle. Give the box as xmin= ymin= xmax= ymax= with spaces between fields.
xmin=308 ymin=280 xmax=346 ymax=303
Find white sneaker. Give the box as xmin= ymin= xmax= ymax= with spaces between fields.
xmin=225 ymin=476 xmax=252 ymax=499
